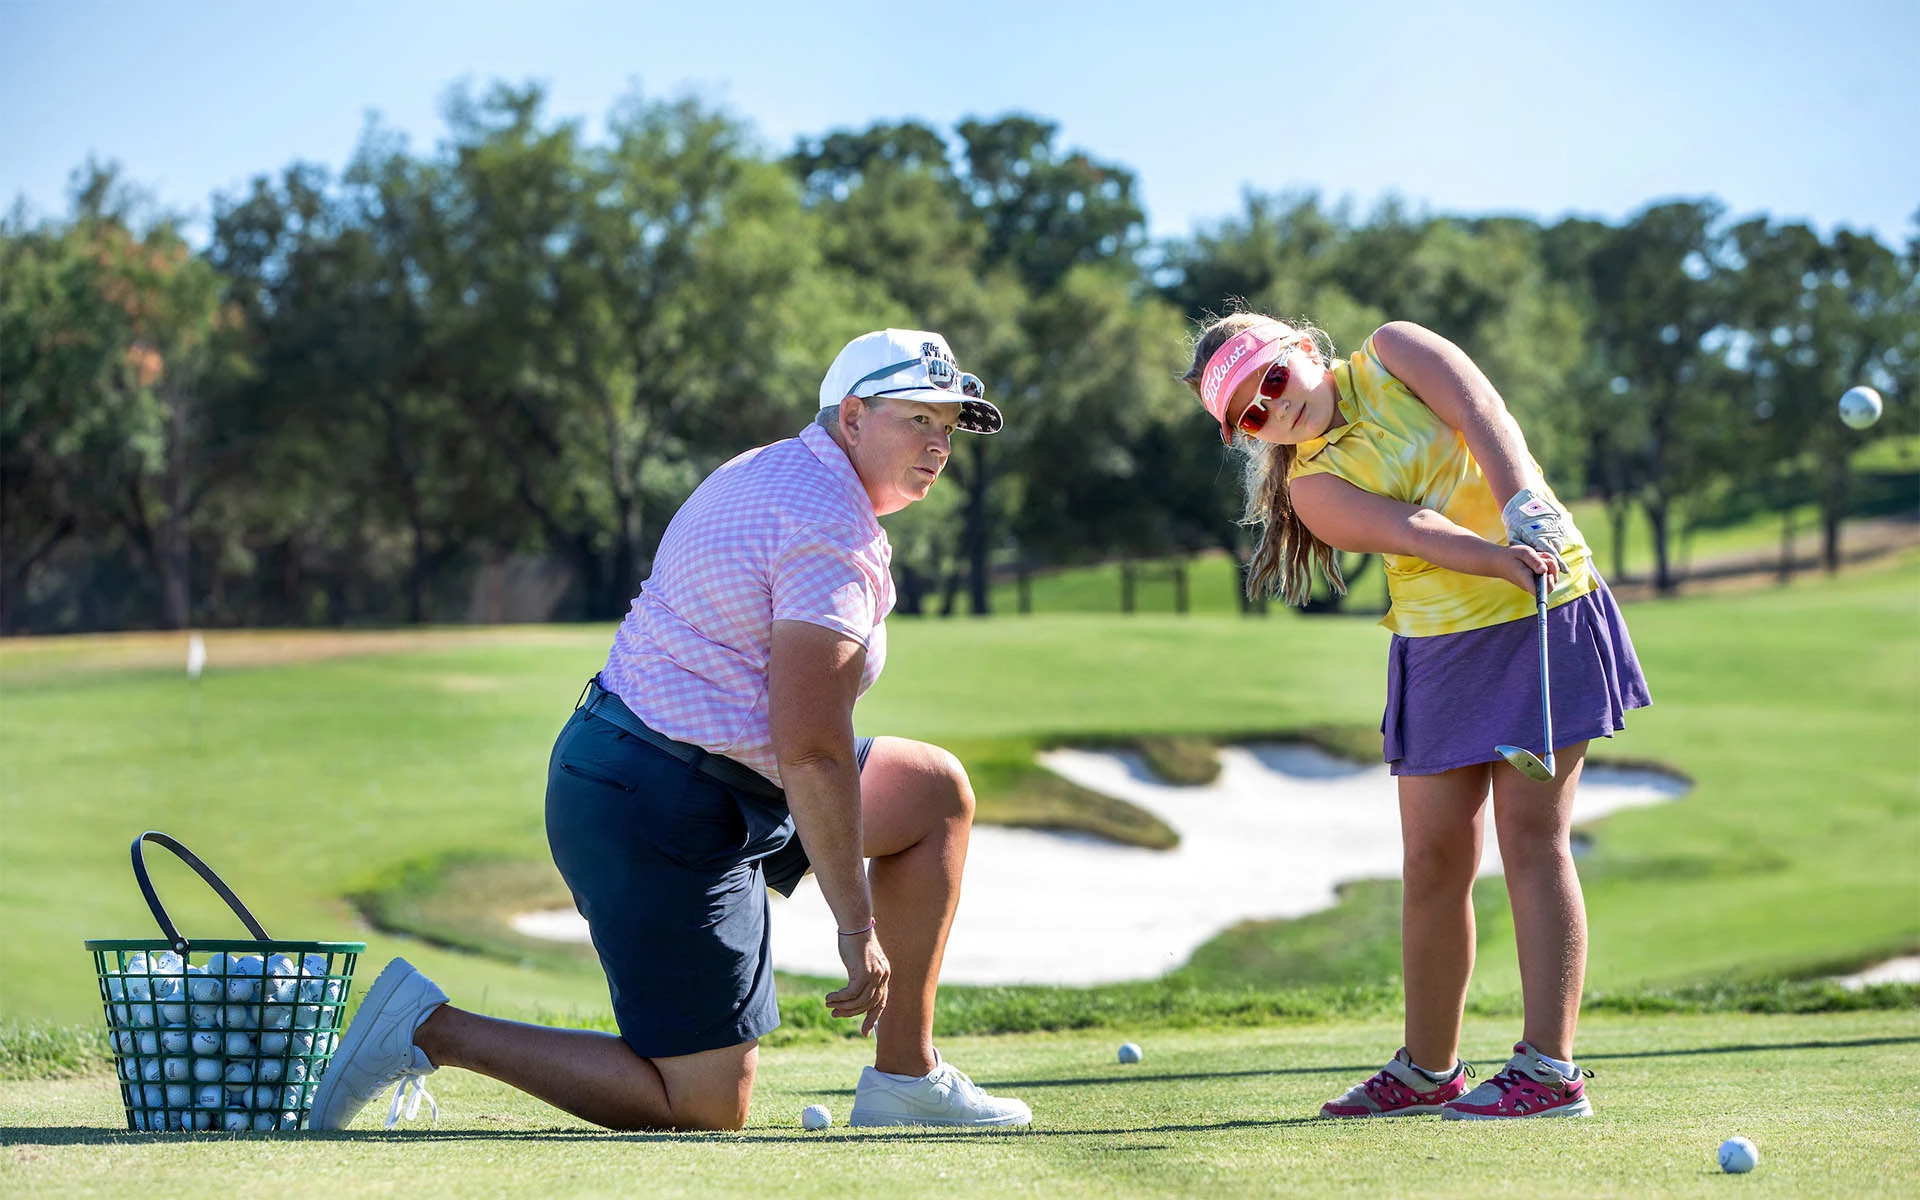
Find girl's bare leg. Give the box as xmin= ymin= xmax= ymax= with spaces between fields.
xmin=1396 ymin=764 xmax=1491 ymax=1071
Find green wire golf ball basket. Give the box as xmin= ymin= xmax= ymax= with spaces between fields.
xmin=85 ymin=831 xmax=365 ymax=1132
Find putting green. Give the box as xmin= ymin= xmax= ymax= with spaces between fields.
xmin=3 ymin=1011 xmax=1916 ymax=1197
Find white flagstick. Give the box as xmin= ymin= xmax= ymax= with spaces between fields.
xmin=186 ymin=632 xmax=207 ymax=742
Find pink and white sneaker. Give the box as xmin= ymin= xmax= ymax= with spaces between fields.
xmin=1319 ymin=1048 xmax=1474 ymax=1118
xmin=1441 ymin=1042 xmax=1593 ymax=1120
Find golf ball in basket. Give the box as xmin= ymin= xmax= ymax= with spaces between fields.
xmin=1718 ymin=1135 xmax=1759 ymax=1173
xmin=800 ymin=1104 xmax=832 ymax=1130
xmin=1118 ymin=1042 xmax=1143 ymax=1064
xmin=1839 ymin=385 xmax=1883 ymax=430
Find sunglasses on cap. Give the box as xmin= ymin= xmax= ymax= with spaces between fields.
xmin=853 ymin=356 xmax=986 ymax=401
xmin=1232 ymin=358 xmax=1292 ymax=438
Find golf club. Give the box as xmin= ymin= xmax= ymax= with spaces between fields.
xmin=1494 ymin=571 xmax=1556 ymax=782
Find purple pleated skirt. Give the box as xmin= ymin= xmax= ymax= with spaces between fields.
xmin=1382 ymin=580 xmax=1652 ymax=776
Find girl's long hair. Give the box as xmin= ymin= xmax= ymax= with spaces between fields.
xmin=1181 ymin=311 xmax=1346 ymax=607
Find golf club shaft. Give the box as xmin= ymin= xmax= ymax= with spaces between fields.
xmin=1535 ymin=572 xmax=1555 ymax=775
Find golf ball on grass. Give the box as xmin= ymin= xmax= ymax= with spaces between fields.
xmin=800 ymin=1104 xmax=832 ymax=1130
xmin=1839 ymin=385 xmax=1883 ymax=430
xmin=1718 ymin=1136 xmax=1759 ymax=1173
xmin=1117 ymin=1042 xmax=1143 ymax=1064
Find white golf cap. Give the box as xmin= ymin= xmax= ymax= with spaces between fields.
xmin=818 ymin=328 xmax=1002 ymax=434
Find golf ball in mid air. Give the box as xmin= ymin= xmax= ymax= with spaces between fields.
xmin=800 ymin=1103 xmax=832 ymax=1130
xmin=1838 ymin=385 xmax=1883 ymax=430
xmin=1717 ymin=1135 xmax=1759 ymax=1174
xmin=1117 ymin=1042 xmax=1143 ymax=1064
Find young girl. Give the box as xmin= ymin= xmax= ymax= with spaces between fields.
xmin=1183 ymin=313 xmax=1652 ymax=1119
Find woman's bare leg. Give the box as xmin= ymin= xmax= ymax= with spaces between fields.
xmin=413 ymin=1010 xmax=756 ymax=1131
xmin=854 ymin=736 xmax=974 ymax=1078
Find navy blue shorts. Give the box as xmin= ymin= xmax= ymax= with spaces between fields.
xmin=544 ymin=696 xmax=873 ymax=1059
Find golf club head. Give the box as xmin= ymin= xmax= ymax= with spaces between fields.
xmin=1495 ymin=744 xmax=1556 ymax=782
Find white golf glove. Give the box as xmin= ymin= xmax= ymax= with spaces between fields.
xmin=1501 ymin=486 xmax=1571 ymax=572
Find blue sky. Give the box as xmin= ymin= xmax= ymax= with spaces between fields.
xmin=2 ymin=0 xmax=1915 ymax=245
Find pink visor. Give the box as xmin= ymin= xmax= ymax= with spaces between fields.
xmin=1198 ymin=321 xmax=1292 ymax=443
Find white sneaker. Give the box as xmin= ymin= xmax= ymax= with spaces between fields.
xmin=307 ymin=958 xmax=447 ymax=1131
xmin=848 ymin=1051 xmax=1032 ymax=1128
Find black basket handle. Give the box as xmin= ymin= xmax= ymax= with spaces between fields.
xmin=131 ymin=831 xmax=271 ymax=955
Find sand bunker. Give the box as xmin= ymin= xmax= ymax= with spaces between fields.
xmin=1833 ymin=956 xmax=1920 ymax=988
xmin=513 ymin=744 xmax=1688 ymax=984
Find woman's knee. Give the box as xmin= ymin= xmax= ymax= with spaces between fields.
xmin=932 ymin=745 xmax=975 ymax=824
xmin=648 ymin=1041 xmax=756 ymax=1132
xmin=666 ymin=1090 xmax=751 ymax=1132
xmin=887 ymin=739 xmax=974 ymax=825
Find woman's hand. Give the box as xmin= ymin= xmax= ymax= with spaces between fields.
xmin=825 ymin=926 xmax=890 ymax=1036
xmin=1495 ymin=543 xmax=1560 ymax=593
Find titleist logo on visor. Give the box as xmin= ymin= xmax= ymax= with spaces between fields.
xmin=1202 ymin=341 xmax=1252 ymax=404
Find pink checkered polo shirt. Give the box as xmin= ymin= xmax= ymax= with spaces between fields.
xmin=600 ymin=423 xmax=895 ymax=786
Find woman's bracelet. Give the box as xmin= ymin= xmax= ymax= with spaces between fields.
xmin=836 ymin=918 xmax=876 ymax=937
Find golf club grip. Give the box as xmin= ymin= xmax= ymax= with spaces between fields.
xmin=130 ymin=830 xmax=272 ymax=954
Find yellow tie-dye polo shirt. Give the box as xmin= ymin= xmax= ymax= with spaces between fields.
xmin=1288 ymin=335 xmax=1596 ymax=637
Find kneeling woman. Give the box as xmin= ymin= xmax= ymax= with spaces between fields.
xmin=312 ymin=330 xmax=1032 ymax=1131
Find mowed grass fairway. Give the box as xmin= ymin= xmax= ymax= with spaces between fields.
xmin=5 ymin=1013 xmax=1918 ymax=1198
xmin=1 ymin=555 xmax=1917 ymax=1195
xmin=3 ymin=555 xmax=1916 ymax=1021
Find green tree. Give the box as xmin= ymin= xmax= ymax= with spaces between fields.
xmin=1001 ymin=267 xmax=1196 ymax=564
xmin=415 ymin=83 xmax=865 ymax=618
xmin=790 ymin=119 xmax=1025 ymax=614
xmin=1578 ymin=201 xmax=1739 ymax=593
xmin=2 ymin=165 xmax=239 ymax=629
xmin=209 ymin=151 xmax=502 ymax=625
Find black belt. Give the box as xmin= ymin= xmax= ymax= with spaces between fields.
xmin=579 ymin=678 xmax=785 ymax=802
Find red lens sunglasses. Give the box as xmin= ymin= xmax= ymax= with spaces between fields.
xmin=1234 ymin=358 xmax=1292 ymax=437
